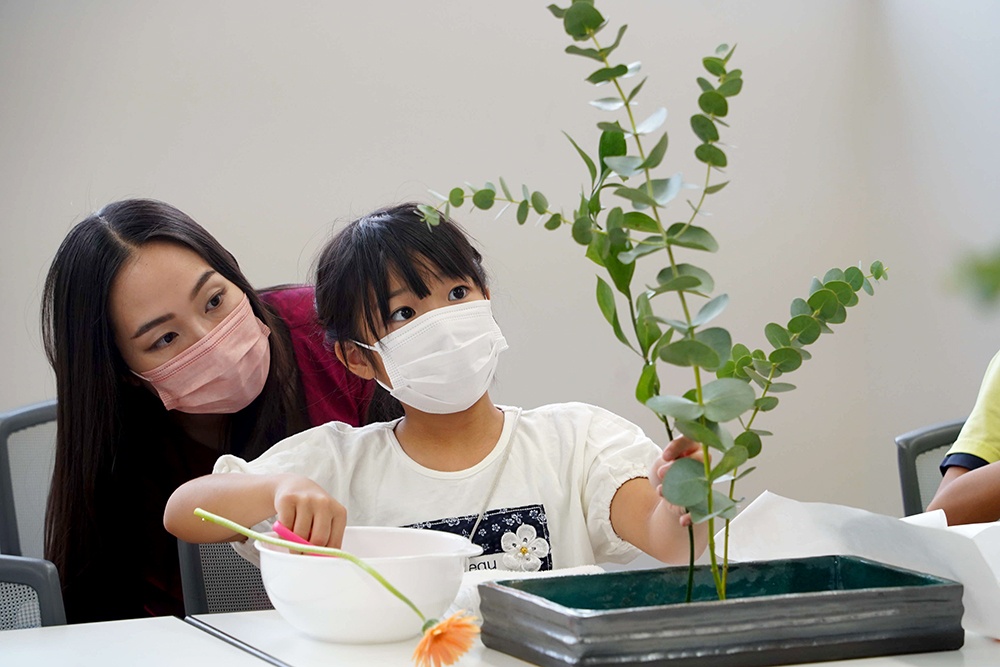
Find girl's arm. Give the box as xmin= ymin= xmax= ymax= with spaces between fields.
xmin=609 ymin=437 xmax=710 ymax=564
xmin=927 ymin=462 xmax=1000 ymax=524
xmin=163 ymin=472 xmax=347 ymax=547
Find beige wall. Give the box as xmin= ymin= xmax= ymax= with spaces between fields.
xmin=1 ymin=0 xmax=998 ymax=518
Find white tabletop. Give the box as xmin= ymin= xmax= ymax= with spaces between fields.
xmin=0 ymin=615 xmax=262 ymax=666
xmin=191 ymin=609 xmax=1000 ymax=667
xmin=192 ymin=609 xmax=530 ymax=666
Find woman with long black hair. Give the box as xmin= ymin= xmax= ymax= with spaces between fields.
xmin=41 ymin=198 xmax=395 ymax=623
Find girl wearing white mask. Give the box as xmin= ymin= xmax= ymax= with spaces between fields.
xmin=166 ymin=203 xmax=708 ymax=574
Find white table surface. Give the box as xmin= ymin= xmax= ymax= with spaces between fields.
xmin=192 ymin=609 xmax=1000 ymax=667
xmin=192 ymin=609 xmax=530 ymax=666
xmin=0 ymin=615 xmax=263 ymax=665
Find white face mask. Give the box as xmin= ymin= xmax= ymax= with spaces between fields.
xmin=355 ymin=300 xmax=508 ymax=414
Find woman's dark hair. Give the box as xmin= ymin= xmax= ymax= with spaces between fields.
xmin=314 ymin=202 xmax=488 ymax=379
xmin=41 ymin=199 xmax=307 ymax=600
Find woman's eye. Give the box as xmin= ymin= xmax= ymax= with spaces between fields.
xmin=151 ymin=332 xmax=178 ymax=351
xmin=449 ymin=286 xmax=470 ymax=301
xmin=206 ymin=291 xmax=224 ymax=311
xmin=389 ymin=306 xmax=415 ymax=322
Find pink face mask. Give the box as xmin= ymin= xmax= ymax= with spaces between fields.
xmin=135 ymin=293 xmax=272 ymax=414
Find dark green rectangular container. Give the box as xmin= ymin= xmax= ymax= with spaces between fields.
xmin=478 ymin=556 xmax=964 ymax=667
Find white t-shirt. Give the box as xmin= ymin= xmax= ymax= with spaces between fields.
xmin=214 ymin=402 xmax=661 ymax=573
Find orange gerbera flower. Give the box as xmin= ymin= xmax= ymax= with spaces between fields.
xmin=412 ymin=611 xmax=481 ymax=667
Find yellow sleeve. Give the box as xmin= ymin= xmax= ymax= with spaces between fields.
xmin=947 ymin=350 xmax=1000 ymax=464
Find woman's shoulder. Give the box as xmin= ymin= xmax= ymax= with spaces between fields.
xmin=259 ymin=284 xmax=317 ymax=331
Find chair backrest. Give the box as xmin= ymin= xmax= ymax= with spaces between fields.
xmin=0 ymin=554 xmax=66 ymax=629
xmin=0 ymin=400 xmax=58 ymax=558
xmin=177 ymin=539 xmax=273 ymax=615
xmin=895 ymin=418 xmax=966 ymax=516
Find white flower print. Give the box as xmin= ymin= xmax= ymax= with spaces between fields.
xmin=501 ymin=524 xmax=550 ymax=572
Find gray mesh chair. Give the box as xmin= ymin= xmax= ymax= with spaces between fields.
xmin=0 ymin=400 xmax=58 ymax=558
xmin=895 ymin=418 xmax=966 ymax=516
xmin=178 ymin=539 xmax=273 ymax=615
xmin=0 ymin=554 xmax=66 ymax=630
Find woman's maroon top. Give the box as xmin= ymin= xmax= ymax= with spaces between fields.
xmin=261 ymin=285 xmax=374 ymax=425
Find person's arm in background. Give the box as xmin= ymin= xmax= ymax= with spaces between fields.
xmin=927 ymin=350 xmax=1000 ymax=525
xmin=927 ymin=463 xmax=1000 ymax=524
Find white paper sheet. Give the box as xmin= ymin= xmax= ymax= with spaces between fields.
xmin=717 ymin=491 xmax=1000 ymax=638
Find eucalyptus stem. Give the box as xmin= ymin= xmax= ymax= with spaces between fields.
xmin=594 ymin=29 xmax=725 ymax=600
xmin=686 ymin=522 xmax=695 ymax=603
xmin=193 ymin=508 xmax=427 ymax=624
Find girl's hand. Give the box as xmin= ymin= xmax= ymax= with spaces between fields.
xmin=272 ymin=474 xmax=347 ymax=548
xmin=648 ymin=436 xmax=708 ymax=528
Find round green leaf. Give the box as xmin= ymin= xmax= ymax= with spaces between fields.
xmin=701 ymin=378 xmax=756 ymax=422
xmin=755 ymin=396 xmax=779 ymax=411
xmin=698 ymin=91 xmax=728 ymax=117
xmin=646 ymin=395 xmax=704 ymax=421
xmin=693 ymin=294 xmax=729 ymax=327
xmin=516 ymin=199 xmax=530 ymax=225
xmin=870 ymin=261 xmax=885 ymax=279
xmin=694 ymin=327 xmax=731 ymax=371
xmin=734 ymin=354 xmax=753 ymax=379
xmin=666 ymin=224 xmax=718 ymax=252
xmin=735 ymin=430 xmax=762 ymax=458
xmin=823 ymin=268 xmax=846 ymax=283
xmin=790 ymin=297 xmax=810 ymax=317
xmin=768 ymin=347 xmax=802 ymax=372
xmin=807 ymin=289 xmax=839 ymax=319
xmin=844 ymin=266 xmax=865 ymax=291
xmin=656 ymin=263 xmax=714 ymax=293
xmin=827 ymin=303 xmax=847 ymax=324
xmin=731 ymin=343 xmax=751 ymax=361
xmin=717 ymin=78 xmax=743 ymax=97
xmin=694 ymin=143 xmax=728 ymax=167
xmin=544 ymin=213 xmax=562 ymax=230
xmin=660 ymin=339 xmax=720 ymax=370
xmin=824 ymin=280 xmax=854 ymax=306
xmin=563 ymin=2 xmax=605 ymax=40
xmin=449 ymin=187 xmax=464 ymax=207
xmin=661 ymin=457 xmax=710 ymax=507
xmin=711 ymin=444 xmax=748 ymax=481
xmin=531 ymin=191 xmax=549 ymax=215
xmin=764 ymin=322 xmax=791 ymax=349
xmin=702 ymin=57 xmax=726 ymax=76
xmin=787 ymin=315 xmax=821 ymax=345
xmin=622 ymin=212 xmax=659 ymax=234
xmin=572 ymin=217 xmax=593 ymax=244
xmin=674 ymin=419 xmax=724 ymax=451
xmin=472 ymin=189 xmax=495 ymax=210
xmin=690 ymin=115 xmax=719 ymax=142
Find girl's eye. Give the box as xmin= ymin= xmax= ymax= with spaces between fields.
xmin=151 ymin=332 xmax=178 ymax=351
xmin=389 ymin=306 xmax=416 ymax=322
xmin=206 ymin=291 xmax=224 ymax=311
xmin=449 ymin=286 xmax=470 ymax=301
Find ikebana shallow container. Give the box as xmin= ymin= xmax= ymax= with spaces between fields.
xmin=256 ymin=526 xmax=481 ymax=644
xmin=479 ymin=555 xmax=964 ymax=667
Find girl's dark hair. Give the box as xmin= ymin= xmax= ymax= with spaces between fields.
xmin=41 ymin=198 xmax=307 ymax=597
xmin=314 ymin=202 xmax=488 ymax=390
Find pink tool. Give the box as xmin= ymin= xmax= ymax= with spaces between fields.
xmin=272 ymin=520 xmax=336 ymax=558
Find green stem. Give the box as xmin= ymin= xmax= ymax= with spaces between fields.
xmin=592 ymin=30 xmax=725 ymax=600
xmin=193 ymin=508 xmax=427 ymax=624
xmin=686 ymin=522 xmax=695 ymax=603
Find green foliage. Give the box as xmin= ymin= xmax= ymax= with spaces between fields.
xmin=418 ymin=2 xmax=888 ymax=602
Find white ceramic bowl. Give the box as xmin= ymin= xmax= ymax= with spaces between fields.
xmin=255 ymin=526 xmax=482 ymax=643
